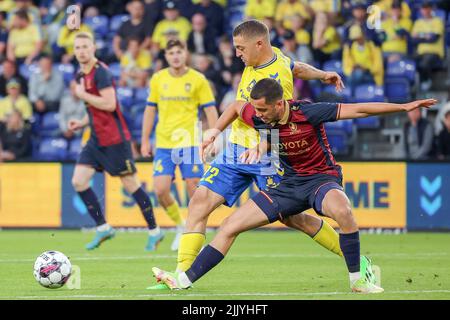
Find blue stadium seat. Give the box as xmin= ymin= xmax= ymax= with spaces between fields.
xmin=354 ymin=85 xmax=384 ymax=102
xmin=83 ymin=15 xmax=109 ymax=38
xmin=131 ymin=110 xmax=144 ymax=140
xmin=67 ymin=138 xmax=82 ymax=160
xmin=325 ymin=119 xmax=353 ymax=135
xmin=384 ymin=78 xmax=411 ymax=103
xmin=30 ymin=113 xmax=41 ymax=135
xmin=130 ymin=102 xmax=146 ymax=118
xmin=385 ymin=59 xmax=416 ymax=84
xmin=18 ymin=63 xmax=39 ymax=80
xmin=323 ymin=85 xmax=352 ymax=102
xmin=116 ymin=86 xmax=134 ymax=109
xmin=55 ymin=63 xmax=75 ymax=86
xmin=134 ymin=87 xmax=149 ymax=103
xmin=354 ymin=116 xmax=380 ymax=129
xmin=416 ymin=8 xmax=446 ymax=20
xmin=40 ymin=112 xmax=60 ymax=137
xmin=109 ymin=62 xmax=121 ymax=80
xmin=109 ymin=14 xmax=129 ymax=33
xmin=37 ymin=138 xmax=68 ymax=161
xmin=326 ymin=130 xmax=349 ymax=155
xmin=322 ymin=59 xmax=344 ymax=77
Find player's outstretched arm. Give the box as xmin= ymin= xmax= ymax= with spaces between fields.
xmin=292 ymin=61 xmax=345 ymax=92
xmin=140 ymin=106 xmax=157 ymax=157
xmin=338 ymin=99 xmax=438 ymax=120
xmin=75 ymin=78 xmax=116 ymax=112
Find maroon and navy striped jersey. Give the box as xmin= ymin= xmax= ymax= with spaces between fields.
xmin=240 ymin=100 xmax=342 ymax=177
xmin=78 ymin=61 xmax=131 ymax=147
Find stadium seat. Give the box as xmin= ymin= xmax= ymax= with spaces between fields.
xmin=384 ymin=78 xmax=411 ymax=103
xmin=40 ymin=112 xmax=61 ymax=137
xmin=130 ymin=102 xmax=146 ymax=118
xmin=134 ymin=88 xmax=149 ymax=104
xmin=326 ymin=130 xmax=349 ymax=155
xmin=18 ymin=63 xmax=39 ymax=80
xmin=67 ymin=138 xmax=82 ymax=160
xmin=109 ymin=62 xmax=121 ymax=80
xmin=109 ymin=14 xmax=129 ymax=33
xmin=323 ymin=85 xmax=352 ymax=102
xmin=116 ymin=86 xmax=134 ymax=109
xmin=37 ymin=138 xmax=68 ymax=161
xmin=131 ymin=110 xmax=145 ymax=140
xmin=55 ymin=63 xmax=76 ymax=86
xmin=30 ymin=113 xmax=41 ymax=135
xmin=354 ymin=116 xmax=380 ymax=129
xmin=354 ymin=84 xmax=384 ymax=102
xmin=385 ymin=59 xmax=416 ymax=84
xmin=83 ymin=15 xmax=109 ymax=38
xmin=325 ymin=119 xmax=353 ymax=135
xmin=322 ymin=59 xmax=344 ymax=77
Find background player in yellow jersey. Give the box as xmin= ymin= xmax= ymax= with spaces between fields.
xmin=141 ymin=39 xmax=218 ymax=251
xmin=155 ymin=20 xmax=378 ymax=289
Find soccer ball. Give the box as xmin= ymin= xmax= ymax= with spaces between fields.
xmin=33 ymin=251 xmax=72 ymax=289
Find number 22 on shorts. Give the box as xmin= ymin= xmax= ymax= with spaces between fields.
xmin=201 ymin=167 xmax=219 ymax=184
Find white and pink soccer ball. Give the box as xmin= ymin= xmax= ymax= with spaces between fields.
xmin=33 ymin=251 xmax=72 ymax=289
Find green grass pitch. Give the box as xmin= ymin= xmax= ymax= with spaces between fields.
xmin=0 ymin=230 xmax=449 ymax=300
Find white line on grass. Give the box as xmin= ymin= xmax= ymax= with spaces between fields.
xmin=0 ymin=252 xmax=448 ymax=264
xmin=4 ymin=289 xmax=450 ymax=300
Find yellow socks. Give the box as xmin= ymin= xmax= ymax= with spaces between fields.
xmin=312 ymin=220 xmax=343 ymax=257
xmin=166 ymin=201 xmax=183 ymax=226
xmin=176 ymin=232 xmax=206 ymax=272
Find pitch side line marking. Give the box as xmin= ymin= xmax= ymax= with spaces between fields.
xmin=4 ymin=290 xmax=450 ymax=299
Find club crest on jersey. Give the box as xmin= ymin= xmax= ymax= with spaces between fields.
xmin=185 ymin=83 xmax=192 ymax=92
xmin=192 ymin=165 xmax=199 ymax=173
xmin=291 ymin=104 xmax=300 ymax=111
xmin=265 ymin=176 xmax=280 ymax=189
xmin=163 ymin=84 xmax=168 ymax=90
xmin=288 ymin=122 xmax=299 ymax=134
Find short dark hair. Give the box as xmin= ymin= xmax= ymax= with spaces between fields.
xmin=232 ymin=19 xmax=269 ymax=40
xmin=166 ymin=39 xmax=186 ymax=51
xmin=250 ymin=78 xmax=283 ymax=105
xmin=14 ymin=9 xmax=29 ymax=22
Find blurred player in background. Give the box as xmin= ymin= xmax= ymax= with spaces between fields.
xmin=173 ymin=19 xmax=361 ymax=283
xmin=69 ymin=32 xmax=163 ymax=251
xmin=141 ymin=39 xmax=218 ymax=251
xmin=153 ymin=78 xmax=437 ymax=293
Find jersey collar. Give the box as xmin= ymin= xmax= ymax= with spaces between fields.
xmin=254 ymin=53 xmax=277 ymax=70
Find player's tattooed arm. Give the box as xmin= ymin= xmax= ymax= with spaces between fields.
xmin=339 ymin=99 xmax=437 ymax=120
xmin=292 ymin=61 xmax=345 ymax=92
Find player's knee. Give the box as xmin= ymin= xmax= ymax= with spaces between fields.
xmin=71 ymin=176 xmax=88 ymax=192
xmin=154 ymin=185 xmax=170 ymax=199
xmin=282 ymin=214 xmax=307 ymax=230
xmin=218 ymin=217 xmax=239 ymax=238
xmin=331 ymin=204 xmax=353 ymax=221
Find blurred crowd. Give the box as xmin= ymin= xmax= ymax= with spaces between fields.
xmin=1 ymin=0 xmax=450 ymax=161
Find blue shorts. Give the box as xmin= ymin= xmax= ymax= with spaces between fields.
xmin=78 ymin=140 xmax=136 ymax=176
xmin=198 ymin=143 xmax=281 ymax=207
xmin=153 ymin=147 xmax=204 ymax=179
xmin=252 ymin=173 xmax=344 ymax=223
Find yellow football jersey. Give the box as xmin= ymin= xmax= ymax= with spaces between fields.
xmin=147 ymin=68 xmax=215 ymax=148
xmin=231 ymin=47 xmax=294 ymax=148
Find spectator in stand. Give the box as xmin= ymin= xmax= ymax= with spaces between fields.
xmin=244 ymin=0 xmax=276 ymax=20
xmin=343 ymin=24 xmax=384 ymax=95
xmin=113 ymin=0 xmax=153 ymax=61
xmin=28 ymin=54 xmax=64 ymax=114
xmin=192 ymin=0 xmax=224 ymax=37
xmin=411 ymin=1 xmax=445 ymax=91
xmin=6 ymin=9 xmax=43 ymax=66
xmin=0 ymin=109 xmax=32 ymax=161
xmin=262 ymin=16 xmax=283 ymax=48
xmin=59 ymin=80 xmax=87 ymax=140
xmin=56 ymin=23 xmax=93 ymax=64
xmin=312 ymin=11 xmax=341 ymax=65
xmin=143 ymin=0 xmax=163 ymax=30
xmin=436 ymin=110 xmax=450 ymax=159
xmin=187 ymin=13 xmax=217 ymax=56
xmin=219 ymin=72 xmax=241 ymax=114
xmin=193 ymin=53 xmax=224 ymax=100
xmin=0 ymin=0 xmax=14 ymax=13
xmin=119 ymin=35 xmax=152 ymax=88
xmin=275 ymin=0 xmax=313 ymax=30
xmin=0 ymin=78 xmax=32 ymax=122
xmin=404 ymin=108 xmax=435 ymax=160
xmin=43 ymin=0 xmax=70 ymax=47
xmin=280 ymin=29 xmax=302 ymax=62
xmin=307 ymin=0 xmax=341 ymax=15
xmin=217 ymin=35 xmax=244 ymax=89
xmin=342 ymin=2 xmax=383 ymax=46
xmin=152 ymin=0 xmax=191 ymax=56
xmin=0 ymin=11 xmax=8 ymax=60
xmin=379 ymin=0 xmax=412 ymax=63
xmin=373 ymin=0 xmax=411 ymax=19
xmin=0 ymin=59 xmax=28 ymax=97
xmin=7 ymin=0 xmax=41 ymax=27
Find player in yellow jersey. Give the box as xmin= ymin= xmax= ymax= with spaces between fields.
xmin=141 ymin=39 xmax=219 ymax=251
xmin=149 ymin=20 xmax=374 ymax=289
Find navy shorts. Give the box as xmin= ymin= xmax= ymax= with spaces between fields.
xmin=77 ymin=140 xmax=137 ymax=176
xmin=252 ymin=173 xmax=344 ymax=223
